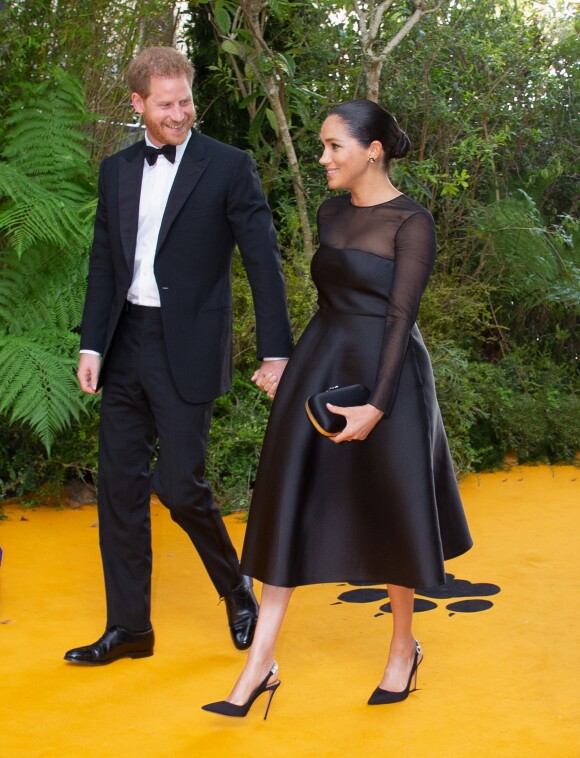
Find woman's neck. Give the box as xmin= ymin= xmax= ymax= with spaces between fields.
xmin=349 ymin=176 xmax=401 ymax=207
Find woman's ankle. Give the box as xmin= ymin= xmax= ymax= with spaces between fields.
xmin=388 ymin=636 xmax=416 ymax=657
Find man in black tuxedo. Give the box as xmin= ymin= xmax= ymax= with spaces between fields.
xmin=65 ymin=47 xmax=292 ymax=665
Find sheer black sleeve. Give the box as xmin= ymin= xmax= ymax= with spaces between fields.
xmin=369 ymin=210 xmax=436 ymax=416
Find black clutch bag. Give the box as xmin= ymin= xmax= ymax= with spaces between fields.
xmin=305 ymin=384 xmax=371 ymax=437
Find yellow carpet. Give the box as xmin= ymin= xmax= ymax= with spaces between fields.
xmin=1 ymin=466 xmax=578 ymax=757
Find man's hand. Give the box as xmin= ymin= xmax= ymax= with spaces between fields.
xmin=77 ymin=353 xmax=102 ymax=395
xmin=251 ymin=359 xmax=289 ymax=399
xmin=328 ymin=403 xmax=384 ymax=443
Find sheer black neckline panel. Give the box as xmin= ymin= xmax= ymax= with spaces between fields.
xmin=317 ymin=193 xmax=429 ymax=260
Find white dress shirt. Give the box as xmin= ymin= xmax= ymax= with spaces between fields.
xmin=127 ymin=131 xmax=191 ymax=306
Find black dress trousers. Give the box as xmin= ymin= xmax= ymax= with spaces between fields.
xmin=97 ymin=304 xmax=240 ymax=631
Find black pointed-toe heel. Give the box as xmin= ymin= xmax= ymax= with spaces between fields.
xmin=368 ymin=641 xmax=422 ymax=705
xmin=201 ymin=663 xmax=281 ymax=720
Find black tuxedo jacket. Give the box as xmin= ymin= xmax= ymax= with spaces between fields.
xmin=80 ymin=129 xmax=293 ymax=403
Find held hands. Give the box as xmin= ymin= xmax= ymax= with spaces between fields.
xmin=252 ymin=359 xmax=289 ymax=399
xmin=327 ymin=403 xmax=384 ymax=444
xmin=77 ymin=353 xmax=102 ymax=395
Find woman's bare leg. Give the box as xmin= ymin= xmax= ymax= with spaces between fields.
xmin=226 ymin=583 xmax=294 ymax=705
xmin=378 ymin=584 xmax=421 ymax=691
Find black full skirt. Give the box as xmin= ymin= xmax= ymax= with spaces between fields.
xmin=242 ymin=316 xmax=472 ymax=588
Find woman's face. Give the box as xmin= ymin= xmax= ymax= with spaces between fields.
xmin=319 ymin=115 xmax=375 ymax=191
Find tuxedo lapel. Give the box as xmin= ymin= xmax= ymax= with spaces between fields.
xmin=156 ymin=131 xmax=211 ymax=253
xmin=118 ymin=144 xmax=145 ymax=270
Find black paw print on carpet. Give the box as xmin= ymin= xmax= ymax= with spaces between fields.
xmin=332 ymin=573 xmax=500 ymax=616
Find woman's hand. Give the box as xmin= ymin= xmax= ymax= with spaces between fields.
xmin=327 ymin=403 xmax=384 ymax=443
xmin=252 ymin=359 xmax=289 ymax=399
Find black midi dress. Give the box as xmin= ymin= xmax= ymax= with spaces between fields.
xmin=241 ymin=193 xmax=473 ymax=589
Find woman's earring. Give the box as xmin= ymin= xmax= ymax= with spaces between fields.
xmin=368 ymin=156 xmax=376 ymax=164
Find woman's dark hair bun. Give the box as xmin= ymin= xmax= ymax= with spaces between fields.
xmin=392 ymin=130 xmax=410 ymax=159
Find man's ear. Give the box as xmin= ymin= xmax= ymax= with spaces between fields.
xmin=131 ymin=92 xmax=145 ymax=114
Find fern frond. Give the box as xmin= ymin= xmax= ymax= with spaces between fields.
xmin=0 ymin=68 xmax=96 ymax=451
xmin=0 ymin=67 xmax=95 ymax=257
xmin=2 ymin=68 xmax=94 ymax=188
xmin=0 ymin=243 xmax=88 ymax=332
xmin=473 ymin=194 xmax=580 ymax=309
xmin=0 ymin=169 xmax=93 ymax=256
xmin=0 ymin=331 xmax=86 ymax=452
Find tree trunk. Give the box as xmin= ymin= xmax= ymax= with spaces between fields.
xmin=366 ymin=60 xmax=382 ymax=103
xmin=241 ymin=0 xmax=314 ymax=258
xmin=262 ymin=77 xmax=314 ymax=258
xmin=353 ymin=1 xmax=439 ymax=103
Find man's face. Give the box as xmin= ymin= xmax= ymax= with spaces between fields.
xmin=131 ymin=75 xmax=196 ymax=147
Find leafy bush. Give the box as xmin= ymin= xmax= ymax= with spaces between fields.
xmin=206 ymin=374 xmax=272 ymax=513
xmin=428 ymin=343 xmax=491 ymax=474
xmin=458 ymin=348 xmax=579 ymax=471
xmin=0 ymin=403 xmax=100 ymax=507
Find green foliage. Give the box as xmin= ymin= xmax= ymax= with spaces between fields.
xmin=0 ymin=402 xmax=100 ymax=505
xmin=470 ymin=191 xmax=579 ymax=364
xmin=429 ymin=342 xmax=580 ymax=473
xmin=0 ymin=70 xmax=95 ymax=256
xmin=0 ymin=418 xmax=47 ymax=500
xmin=0 ymin=68 xmax=96 ymax=452
xmin=0 ymin=332 xmax=81 ymax=448
xmin=419 ymin=276 xmax=493 ymax=350
xmin=470 ymin=346 xmax=580 ymax=467
xmin=473 ymin=191 xmax=580 ymax=310
xmin=2 ymin=70 xmax=92 ymax=180
xmin=206 ymin=373 xmax=272 ymax=513
xmin=429 ymin=343 xmax=489 ymax=474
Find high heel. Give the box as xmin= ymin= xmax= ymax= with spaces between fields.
xmin=368 ymin=641 xmax=422 ymax=705
xmin=201 ymin=663 xmax=281 ymax=719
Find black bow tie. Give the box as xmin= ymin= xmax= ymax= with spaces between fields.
xmin=144 ymin=144 xmax=177 ymax=166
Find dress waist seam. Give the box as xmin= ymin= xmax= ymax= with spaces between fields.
xmin=318 ymin=305 xmax=386 ymax=319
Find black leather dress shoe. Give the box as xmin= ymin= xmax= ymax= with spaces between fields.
xmin=64 ymin=625 xmax=154 ymax=665
xmin=223 ymin=575 xmax=259 ymax=651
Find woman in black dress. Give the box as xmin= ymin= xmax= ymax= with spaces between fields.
xmin=202 ymin=100 xmax=472 ymax=718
